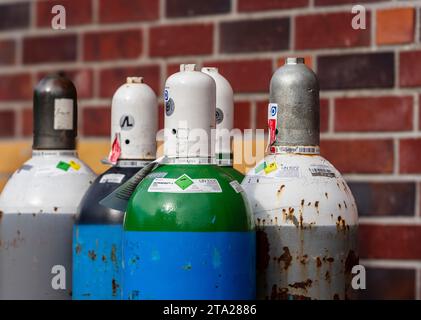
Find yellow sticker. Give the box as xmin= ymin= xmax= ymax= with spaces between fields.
xmin=69 ymin=160 xmax=81 ymax=171
xmin=264 ymin=162 xmax=277 ymax=174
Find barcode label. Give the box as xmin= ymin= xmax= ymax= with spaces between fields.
xmin=309 ymin=165 xmax=335 ymax=178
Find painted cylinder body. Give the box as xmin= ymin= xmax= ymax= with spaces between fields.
xmin=0 ymin=151 xmax=95 ymax=299
xmin=0 ymin=74 xmax=95 ymax=300
xmin=123 ymin=164 xmax=255 ymax=300
xmin=73 ymin=164 xmax=145 ymax=300
xmin=242 ymin=58 xmax=358 ymax=300
xmin=73 ymin=77 xmax=158 ymax=300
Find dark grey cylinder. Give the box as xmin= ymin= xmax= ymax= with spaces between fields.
xmin=33 ymin=73 xmax=77 ymax=150
xmin=270 ymin=57 xmax=320 ymax=146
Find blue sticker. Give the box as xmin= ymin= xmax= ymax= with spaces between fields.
xmin=164 ymin=89 xmax=169 ymax=102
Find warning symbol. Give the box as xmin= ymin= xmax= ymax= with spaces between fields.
xmin=120 ymin=115 xmax=135 ymax=131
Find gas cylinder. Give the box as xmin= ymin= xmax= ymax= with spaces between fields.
xmin=72 ymin=77 xmax=158 ymax=300
xmin=242 ymin=58 xmax=359 ymax=300
xmin=0 ymin=74 xmax=96 ymax=299
xmin=201 ymin=67 xmax=243 ymax=182
xmin=122 ymin=64 xmax=256 ymax=300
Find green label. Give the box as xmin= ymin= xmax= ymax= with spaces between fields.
xmin=57 ymin=161 xmax=70 ymax=171
xmin=255 ymin=162 xmax=265 ymax=174
xmin=175 ymin=174 xmax=194 ymax=190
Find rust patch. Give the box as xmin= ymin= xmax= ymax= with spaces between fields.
xmin=325 ymin=271 xmax=331 ymax=282
xmin=277 ymin=246 xmax=292 ymax=270
xmin=111 ymin=244 xmax=117 ymax=263
xmin=102 ymin=255 xmax=107 ymax=262
xmin=88 ymin=250 xmax=97 ymax=261
xmin=316 ymin=257 xmax=322 ymax=268
xmin=271 ymin=284 xmax=289 ymax=300
xmin=325 ymin=192 xmax=328 ymax=199
xmin=301 ymin=199 xmax=305 ymax=206
xmin=0 ymin=210 xmax=3 ymax=220
xmin=323 ymin=256 xmax=334 ymax=263
xmin=345 ymin=250 xmax=359 ymax=274
xmin=112 ymin=279 xmax=120 ymax=297
xmin=336 ymin=216 xmax=348 ymax=231
xmin=277 ymin=185 xmax=285 ymax=195
xmin=300 ymin=254 xmax=308 ymax=265
xmin=307 ymin=202 xmax=311 ymax=206
xmin=53 ymin=207 xmax=58 ymax=212
xmin=257 ymin=230 xmax=270 ymax=272
xmin=338 ymin=203 xmax=342 ymax=210
xmin=75 ymin=244 xmax=82 ymax=255
xmin=288 ymin=279 xmax=313 ymax=290
xmin=314 ymin=201 xmax=320 ymax=214
xmin=343 ymin=201 xmax=348 ymax=209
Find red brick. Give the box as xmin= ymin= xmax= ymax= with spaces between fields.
xmin=149 ymin=24 xmax=213 ymax=57
xmin=220 ymin=18 xmax=289 ymax=53
xmin=377 ymin=8 xmax=414 ymax=45
xmin=359 ymin=224 xmax=421 ymax=260
xmin=0 ymin=110 xmax=15 ymax=137
xmin=37 ymin=69 xmax=94 ymax=99
xmin=238 ymin=0 xmax=308 ymax=12
xmin=0 ymin=40 xmax=15 ymax=65
xmin=166 ymin=0 xmax=230 ymax=17
xmin=234 ymin=101 xmax=251 ymax=131
xmin=320 ymin=99 xmax=329 ymax=133
xmin=335 ymin=96 xmax=413 ymax=132
xmin=99 ymin=0 xmax=159 ymax=23
xmin=166 ymin=64 xmax=182 ymax=78
xmin=0 ymin=73 xmax=32 ymax=101
xmin=158 ymin=103 xmax=164 ymax=131
xmin=399 ymin=138 xmax=421 ymax=173
xmin=320 ymin=139 xmax=394 ymax=173
xmin=203 ymin=60 xmax=272 ymax=93
xmin=256 ymin=100 xmax=268 ymax=130
xmin=82 ymin=107 xmax=111 ymax=137
xmin=22 ymin=108 xmax=33 ymax=137
xmin=36 ymin=0 xmax=92 ymax=27
xmin=315 ymin=0 xmax=383 ymax=5
xmin=84 ymin=29 xmax=142 ymax=61
xmin=400 ymin=51 xmax=421 ymax=87
xmin=99 ymin=65 xmax=160 ymax=98
xmin=23 ymin=35 xmax=77 ymax=64
xmin=295 ymin=12 xmax=370 ymax=50
xmin=0 ymin=2 xmax=29 ymax=31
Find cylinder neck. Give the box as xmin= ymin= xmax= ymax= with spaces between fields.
xmin=269 ymin=58 xmax=320 ymax=149
xmin=33 ymin=73 xmax=78 ymax=150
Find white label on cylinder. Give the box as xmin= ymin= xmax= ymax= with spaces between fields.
xmin=229 ymin=180 xmax=244 ymax=193
xmin=54 ymin=99 xmax=73 ymax=130
xmin=148 ymin=175 xmax=222 ymax=193
xmin=100 ymin=173 xmax=125 ymax=184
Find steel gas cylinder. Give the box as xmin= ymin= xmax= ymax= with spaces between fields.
xmin=0 ymin=74 xmax=96 ymax=300
xmin=72 ymin=77 xmax=158 ymax=300
xmin=201 ymin=67 xmax=243 ymax=183
xmin=122 ymin=64 xmax=256 ymax=300
xmin=242 ymin=58 xmax=359 ymax=300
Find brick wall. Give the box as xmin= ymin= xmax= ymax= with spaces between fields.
xmin=0 ymin=0 xmax=420 ymax=299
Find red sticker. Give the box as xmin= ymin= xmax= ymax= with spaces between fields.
xmin=108 ymin=134 xmax=121 ymax=164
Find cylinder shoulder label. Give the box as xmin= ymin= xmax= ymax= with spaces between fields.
xmin=147 ymin=174 xmax=222 ymax=193
xmin=54 ymin=98 xmax=74 ymax=130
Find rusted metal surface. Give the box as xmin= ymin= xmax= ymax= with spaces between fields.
xmin=243 ymin=153 xmax=359 ymax=300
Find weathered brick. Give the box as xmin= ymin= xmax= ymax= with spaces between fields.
xmin=255 ymin=100 xmax=268 ymax=130
xmin=348 ymin=182 xmax=415 ymax=217
xmin=295 ymin=12 xmax=370 ymax=50
xmin=158 ymin=103 xmax=164 ymax=131
xmin=22 ymin=108 xmax=33 ymax=137
xmin=82 ymin=107 xmax=111 ymax=137
xmin=0 ymin=2 xmax=29 ymax=31
xmin=37 ymin=69 xmax=94 ymax=99
xmin=99 ymin=65 xmax=161 ymax=98
xmin=0 ymin=111 xmax=15 ymax=137
xmin=166 ymin=0 xmax=230 ymax=17
xmin=400 ymin=50 xmax=421 ymax=87
xmin=0 ymin=73 xmax=32 ymax=101
xmin=150 ymin=24 xmax=213 ymax=57
xmin=99 ymin=0 xmax=159 ymax=23
xmin=335 ymin=96 xmax=413 ymax=132
xmin=359 ymin=224 xmax=421 ymax=260
xmin=318 ymin=53 xmax=394 ymax=90
xmin=23 ymin=35 xmax=77 ymax=64
xmin=84 ymin=29 xmax=142 ymax=61
xmin=315 ymin=0 xmax=383 ymax=5
xmin=234 ymin=101 xmax=252 ymax=131
xmin=238 ymin=0 xmax=308 ymax=12
xmin=358 ymin=267 xmax=415 ymax=300
xmin=399 ymin=138 xmax=421 ymax=173
xmin=166 ymin=63 xmax=183 ymax=77
xmin=0 ymin=40 xmax=15 ymax=66
xmin=320 ymin=139 xmax=394 ymax=173
xmin=220 ymin=18 xmax=289 ymax=53
xmin=203 ymin=60 xmax=272 ymax=93
xmin=37 ymin=0 xmax=92 ymax=27
xmin=377 ymin=8 xmax=414 ymax=45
